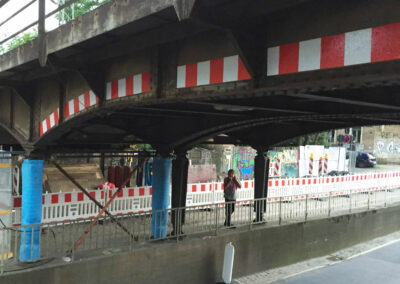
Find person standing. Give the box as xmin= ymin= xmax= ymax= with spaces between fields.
xmin=224 ymin=169 xmax=241 ymax=227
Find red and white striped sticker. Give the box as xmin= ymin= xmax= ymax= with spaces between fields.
xmin=177 ymin=55 xmax=251 ymax=88
xmin=106 ymin=72 xmax=150 ymax=100
xmin=40 ymin=108 xmax=59 ymax=136
xmin=65 ymin=91 xmax=98 ymax=118
xmin=267 ymin=22 xmax=400 ymax=76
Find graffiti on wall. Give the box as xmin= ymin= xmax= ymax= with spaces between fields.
xmin=268 ymin=150 xmax=298 ymax=163
xmin=268 ymin=151 xmax=279 ymax=163
xmin=230 ymin=148 xmax=300 ymax=179
xmin=269 ymin=149 xmax=299 ymax=178
xmin=376 ymin=140 xmax=400 ymax=155
xmin=232 ymin=150 xmax=255 ymax=180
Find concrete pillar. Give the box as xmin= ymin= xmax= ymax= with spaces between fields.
xmin=151 ymin=156 xmax=172 ymax=238
xmin=19 ymin=159 xmax=44 ymax=262
xmin=171 ymin=151 xmax=189 ymax=235
xmin=254 ymin=148 xmax=269 ymax=222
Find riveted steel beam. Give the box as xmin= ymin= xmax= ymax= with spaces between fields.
xmin=285 ymin=93 xmax=400 ymax=111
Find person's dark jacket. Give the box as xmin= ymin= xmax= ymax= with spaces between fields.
xmin=224 ymin=177 xmax=241 ymax=200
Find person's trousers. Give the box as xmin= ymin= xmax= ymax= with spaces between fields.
xmin=224 ymin=199 xmax=236 ymax=226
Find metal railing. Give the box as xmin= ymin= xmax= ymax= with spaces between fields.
xmin=0 ymin=0 xmax=111 ymax=55
xmin=1 ymin=186 xmax=400 ymax=274
xmin=11 ymin=171 xmax=400 ymax=225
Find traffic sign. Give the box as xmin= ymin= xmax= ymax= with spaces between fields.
xmin=344 ymin=134 xmax=351 ymax=144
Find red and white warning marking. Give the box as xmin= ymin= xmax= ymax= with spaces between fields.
xmin=273 ymin=158 xmax=281 ymax=176
xmin=106 ymin=72 xmax=150 ymax=100
xmin=267 ymin=22 xmax=400 ymax=76
xmin=39 ymin=73 xmax=150 ymax=136
xmin=40 ymin=108 xmax=59 ymax=136
xmin=11 ymin=171 xmax=400 ymax=224
xmin=65 ymin=91 xmax=98 ymax=118
xmin=323 ymin=154 xmax=328 ymax=175
xmin=309 ymin=154 xmax=314 ymax=175
xmin=177 ymin=55 xmax=251 ymax=88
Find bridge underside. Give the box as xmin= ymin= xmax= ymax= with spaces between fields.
xmin=36 ymin=79 xmax=400 ymax=154
xmin=0 ymin=128 xmax=19 ymax=146
xmin=1 ymin=0 xmax=400 ymax=154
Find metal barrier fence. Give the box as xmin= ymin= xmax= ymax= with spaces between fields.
xmin=11 ymin=171 xmax=400 ymax=225
xmin=2 ymin=186 xmax=400 ymax=274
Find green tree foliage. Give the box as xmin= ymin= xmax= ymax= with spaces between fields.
xmin=0 ymin=0 xmax=110 ymax=54
xmin=280 ymin=131 xmax=331 ymax=147
xmin=0 ymin=30 xmax=38 ymax=53
xmin=55 ymin=0 xmax=111 ymax=24
xmin=131 ymin=144 xmax=153 ymax=151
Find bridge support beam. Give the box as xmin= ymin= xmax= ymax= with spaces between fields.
xmin=254 ymin=148 xmax=269 ymax=222
xmin=171 ymin=151 xmax=189 ymax=236
xmin=151 ymin=156 xmax=172 ymax=239
xmin=19 ymin=159 xmax=44 ymax=262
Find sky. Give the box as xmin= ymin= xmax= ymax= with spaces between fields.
xmin=0 ymin=0 xmax=60 ymax=45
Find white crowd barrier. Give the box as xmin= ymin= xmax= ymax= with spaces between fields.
xmin=11 ymin=172 xmax=400 ymax=225
xmin=12 ymin=187 xmax=153 ymax=225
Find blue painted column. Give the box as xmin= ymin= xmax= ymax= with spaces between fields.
xmin=19 ymin=159 xmax=44 ymax=262
xmin=151 ymin=157 xmax=172 ymax=238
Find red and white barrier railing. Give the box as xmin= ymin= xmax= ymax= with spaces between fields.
xmin=12 ymin=172 xmax=400 ymax=225
xmin=12 ymin=186 xmax=153 ymax=225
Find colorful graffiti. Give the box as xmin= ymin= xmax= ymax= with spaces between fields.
xmin=268 ymin=151 xmax=279 ymax=163
xmin=232 ymin=150 xmax=255 ymax=180
xmin=269 ymin=149 xmax=298 ymax=164
xmin=231 ymin=148 xmax=299 ymax=179
xmin=269 ymin=149 xmax=299 ymax=178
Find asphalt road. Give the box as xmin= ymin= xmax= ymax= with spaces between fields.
xmin=274 ymin=240 xmax=400 ymax=284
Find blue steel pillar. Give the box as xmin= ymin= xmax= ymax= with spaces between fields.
xmin=19 ymin=159 xmax=44 ymax=262
xmin=151 ymin=156 xmax=172 ymax=238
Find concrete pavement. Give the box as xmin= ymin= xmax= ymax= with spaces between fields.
xmin=236 ymin=230 xmax=400 ymax=284
xmin=275 ymin=240 xmax=400 ymax=284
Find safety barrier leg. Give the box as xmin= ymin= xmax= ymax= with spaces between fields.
xmin=305 ymin=194 xmax=308 ymax=222
xmin=215 ymin=205 xmax=219 ymax=236
xmin=328 ymin=192 xmax=331 ymax=217
xmin=249 ymin=201 xmax=253 ymax=230
xmin=385 ymin=188 xmax=387 ymax=208
xmin=349 ymin=190 xmax=352 ymax=213
xmin=368 ymin=189 xmax=370 ymax=210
